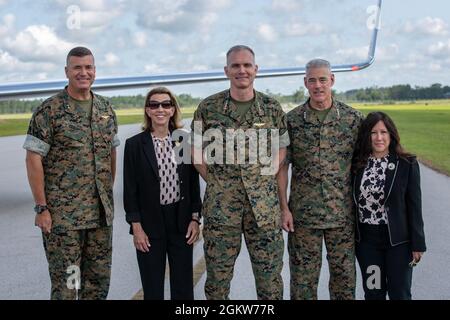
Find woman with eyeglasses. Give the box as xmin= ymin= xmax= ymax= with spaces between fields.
xmin=352 ymin=111 xmax=426 ymax=300
xmin=123 ymin=86 xmax=201 ymax=300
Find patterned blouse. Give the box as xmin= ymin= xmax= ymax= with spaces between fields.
xmin=152 ymin=133 xmax=180 ymax=205
xmin=358 ymin=155 xmax=389 ymax=225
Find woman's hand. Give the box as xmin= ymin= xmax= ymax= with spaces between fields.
xmin=132 ymin=223 xmax=151 ymax=252
xmin=412 ymin=251 xmax=424 ymax=264
xmin=186 ymin=220 xmax=200 ymax=245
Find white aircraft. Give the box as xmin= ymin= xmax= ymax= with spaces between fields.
xmin=0 ymin=0 xmax=382 ymax=101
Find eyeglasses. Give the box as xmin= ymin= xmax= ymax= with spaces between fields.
xmin=147 ymin=100 xmax=173 ymax=110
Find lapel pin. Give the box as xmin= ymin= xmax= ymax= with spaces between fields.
xmin=388 ymin=163 xmax=396 ymax=170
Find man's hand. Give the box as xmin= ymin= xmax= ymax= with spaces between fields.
xmin=35 ymin=210 xmax=52 ymax=234
xmin=281 ymin=208 xmax=294 ymax=233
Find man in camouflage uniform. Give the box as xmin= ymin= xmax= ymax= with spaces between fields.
xmin=279 ymin=59 xmax=363 ymax=300
xmin=24 ymin=47 xmax=120 ymax=300
xmin=191 ymin=45 xmax=290 ymax=299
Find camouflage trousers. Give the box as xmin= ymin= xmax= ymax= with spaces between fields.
xmin=42 ymin=226 xmax=112 ymax=300
xmin=203 ymin=196 xmax=284 ymax=300
xmin=288 ymin=224 xmax=356 ymax=300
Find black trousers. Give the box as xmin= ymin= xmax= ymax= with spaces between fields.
xmin=356 ymin=223 xmax=413 ymax=300
xmin=136 ymin=202 xmax=194 ymax=300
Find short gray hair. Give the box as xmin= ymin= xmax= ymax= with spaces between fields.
xmin=226 ymin=45 xmax=255 ymax=65
xmin=305 ymin=59 xmax=331 ymax=73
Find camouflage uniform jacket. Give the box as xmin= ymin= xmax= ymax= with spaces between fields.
xmin=287 ymin=99 xmax=363 ymax=229
xmin=192 ymin=89 xmax=290 ymax=228
xmin=24 ymin=88 xmax=120 ymax=233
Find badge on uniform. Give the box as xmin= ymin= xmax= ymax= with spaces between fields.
xmin=101 ymin=115 xmax=110 ymax=120
xmin=253 ymin=123 xmax=266 ymax=128
xmin=388 ymin=163 xmax=396 ymax=170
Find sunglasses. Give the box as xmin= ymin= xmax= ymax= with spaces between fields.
xmin=147 ymin=100 xmax=173 ymax=110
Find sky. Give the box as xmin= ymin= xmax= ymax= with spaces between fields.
xmin=0 ymin=0 xmax=449 ymax=98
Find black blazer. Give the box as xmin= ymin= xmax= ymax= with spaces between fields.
xmin=353 ymin=154 xmax=426 ymax=252
xmin=123 ymin=131 xmax=202 ymax=238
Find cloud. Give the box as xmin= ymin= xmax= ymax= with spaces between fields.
xmin=403 ymin=17 xmax=448 ymax=36
xmin=428 ymin=40 xmax=450 ymax=58
xmin=335 ymin=44 xmax=399 ymax=63
xmin=144 ymin=64 xmax=166 ymax=74
xmin=0 ymin=49 xmax=57 ymax=81
xmin=285 ymin=22 xmax=326 ymax=37
xmin=388 ymin=62 xmax=417 ymax=71
xmin=258 ymin=53 xmax=279 ymax=67
xmin=100 ymin=53 xmax=120 ymax=68
xmin=257 ymin=23 xmax=278 ymax=42
xmin=0 ymin=14 xmax=14 ymax=38
xmin=55 ymin=0 xmax=125 ymax=35
xmin=3 ymin=25 xmax=76 ymax=63
xmin=429 ymin=62 xmax=442 ymax=72
xmin=335 ymin=46 xmax=368 ymax=61
xmin=271 ymin=0 xmax=301 ymax=12
xmin=329 ymin=34 xmax=342 ymax=48
xmin=136 ymin=0 xmax=230 ymax=34
xmin=133 ymin=31 xmax=148 ymax=48
xmin=0 ymin=49 xmax=22 ymax=72
xmin=191 ymin=64 xmax=209 ymax=71
xmin=295 ymin=55 xmax=308 ymax=65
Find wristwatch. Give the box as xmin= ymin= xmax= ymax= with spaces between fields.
xmin=34 ymin=204 xmax=48 ymax=214
xmin=191 ymin=212 xmax=201 ymax=225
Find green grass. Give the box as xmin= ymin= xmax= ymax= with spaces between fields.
xmin=1 ymin=101 xmax=449 ymax=176
xmin=0 ymin=118 xmax=31 ymax=137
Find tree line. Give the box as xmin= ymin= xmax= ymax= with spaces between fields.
xmin=336 ymin=83 xmax=450 ymax=102
xmin=1 ymin=83 xmax=449 ymax=114
xmin=0 ymin=93 xmax=203 ymax=114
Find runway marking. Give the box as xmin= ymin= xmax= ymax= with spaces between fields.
xmin=131 ymin=227 xmax=206 ymax=300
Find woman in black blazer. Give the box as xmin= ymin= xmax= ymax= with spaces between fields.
xmin=123 ymin=87 xmax=202 ymax=300
xmin=352 ymin=111 xmax=426 ymax=300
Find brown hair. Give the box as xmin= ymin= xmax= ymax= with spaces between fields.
xmin=353 ymin=111 xmax=414 ymax=172
xmin=66 ymin=47 xmax=94 ymax=65
xmin=142 ymin=87 xmax=183 ymax=133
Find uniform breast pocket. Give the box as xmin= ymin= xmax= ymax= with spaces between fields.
xmin=203 ymin=121 xmax=227 ymax=144
xmin=291 ymin=127 xmax=317 ymax=153
xmin=330 ymin=130 xmax=354 ymax=155
xmin=61 ymin=125 xmax=87 ymax=148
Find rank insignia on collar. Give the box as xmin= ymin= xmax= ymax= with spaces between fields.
xmin=388 ymin=163 xmax=396 ymax=170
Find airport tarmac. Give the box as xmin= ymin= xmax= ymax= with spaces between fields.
xmin=0 ymin=122 xmax=449 ymax=300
